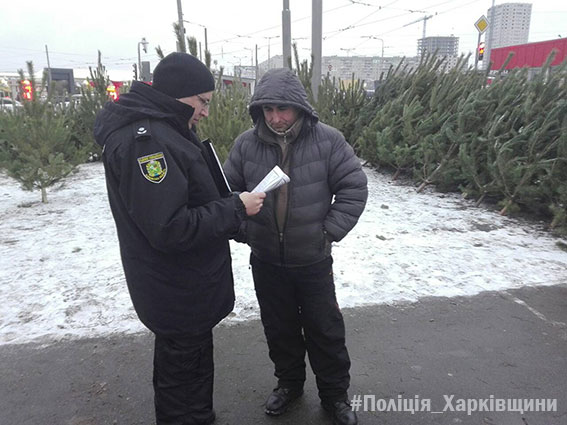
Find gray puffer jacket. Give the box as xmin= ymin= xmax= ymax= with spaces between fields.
xmin=224 ymin=68 xmax=368 ymax=267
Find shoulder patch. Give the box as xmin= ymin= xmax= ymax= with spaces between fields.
xmin=137 ymin=152 xmax=167 ymax=183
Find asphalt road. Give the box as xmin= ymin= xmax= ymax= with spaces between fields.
xmin=1 ymin=284 xmax=566 ymax=425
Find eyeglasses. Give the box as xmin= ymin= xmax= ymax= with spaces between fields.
xmin=196 ymin=94 xmax=211 ymax=110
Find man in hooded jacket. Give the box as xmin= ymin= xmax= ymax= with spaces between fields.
xmin=93 ymin=52 xmax=265 ymax=425
xmin=224 ymin=68 xmax=367 ymax=425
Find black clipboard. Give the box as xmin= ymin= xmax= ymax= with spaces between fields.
xmin=201 ymin=139 xmax=232 ymax=197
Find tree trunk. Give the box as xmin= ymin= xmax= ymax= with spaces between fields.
xmin=499 ymin=199 xmax=511 ymax=216
xmin=475 ymin=193 xmax=486 ymax=208
xmin=392 ymin=168 xmax=402 ymax=180
xmin=417 ymin=180 xmax=430 ymax=193
xmin=417 ymin=142 xmax=457 ymax=193
xmin=41 ymin=187 xmax=48 ymax=203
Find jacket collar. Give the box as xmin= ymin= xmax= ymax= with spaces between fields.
xmin=129 ymin=81 xmax=195 ymax=137
xmin=257 ymin=114 xmax=305 ymax=146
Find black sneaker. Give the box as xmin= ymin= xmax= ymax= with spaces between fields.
xmin=322 ymin=400 xmax=358 ymax=425
xmin=264 ymin=387 xmax=304 ymax=416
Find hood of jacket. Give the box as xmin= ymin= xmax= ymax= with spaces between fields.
xmin=93 ymin=81 xmax=196 ymax=147
xmin=248 ymin=68 xmax=319 ymax=125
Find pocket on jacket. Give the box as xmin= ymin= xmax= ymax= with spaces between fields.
xmin=319 ymin=226 xmax=332 ymax=257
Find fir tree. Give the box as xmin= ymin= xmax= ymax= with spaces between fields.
xmin=155 ymin=46 xmax=165 ymax=60
xmin=173 ymin=22 xmax=186 ymax=53
xmin=187 ymin=37 xmax=198 ymax=57
xmin=291 ymin=44 xmax=367 ymax=147
xmin=66 ymin=51 xmax=108 ymax=163
xmin=1 ymin=62 xmax=75 ymax=203
xmin=197 ymin=72 xmax=252 ymax=163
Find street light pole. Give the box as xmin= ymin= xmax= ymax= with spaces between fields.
xmin=244 ymin=47 xmax=254 ymax=66
xmin=264 ymin=35 xmax=280 ymax=70
xmin=138 ymin=37 xmax=149 ymax=81
xmin=486 ymin=0 xmax=496 ymax=69
xmin=362 ymin=36 xmax=384 ymax=75
xmin=184 ymin=21 xmax=208 ymax=52
xmin=312 ymin=0 xmax=323 ymax=101
xmin=45 ymin=45 xmax=52 ymax=89
xmin=282 ymin=0 xmax=292 ymax=68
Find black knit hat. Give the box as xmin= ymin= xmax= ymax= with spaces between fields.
xmin=152 ymin=52 xmax=214 ymax=99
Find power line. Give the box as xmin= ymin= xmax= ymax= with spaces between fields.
xmin=208 ymin=1 xmax=355 ymax=46
xmin=324 ymin=0 xmax=484 ymax=40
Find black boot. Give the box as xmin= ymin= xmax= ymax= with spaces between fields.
xmin=264 ymin=387 xmax=304 ymax=416
xmin=322 ymin=400 xmax=358 ymax=425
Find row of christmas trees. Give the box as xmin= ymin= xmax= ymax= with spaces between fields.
xmin=0 ymin=55 xmax=109 ymax=203
xmin=1 ymin=50 xmax=565 ymax=235
xmin=350 ymin=53 xmax=566 ymax=234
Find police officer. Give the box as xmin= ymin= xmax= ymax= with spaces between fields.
xmin=94 ymin=52 xmax=265 ymax=425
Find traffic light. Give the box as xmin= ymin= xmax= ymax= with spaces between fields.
xmin=478 ymin=42 xmax=485 ymax=61
xmin=132 ymin=63 xmax=138 ymax=81
xmin=21 ymin=79 xmax=33 ymax=100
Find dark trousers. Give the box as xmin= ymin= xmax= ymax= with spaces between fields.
xmin=153 ymin=330 xmax=215 ymax=425
xmin=251 ymin=254 xmax=351 ymax=403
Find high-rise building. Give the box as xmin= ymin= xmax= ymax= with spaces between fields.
xmin=485 ymin=2 xmax=532 ymax=68
xmin=417 ymin=36 xmax=460 ymax=69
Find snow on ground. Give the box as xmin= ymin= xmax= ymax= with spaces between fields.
xmin=1 ymin=163 xmax=566 ymax=346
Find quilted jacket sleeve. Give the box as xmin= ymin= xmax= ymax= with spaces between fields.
xmin=324 ymin=130 xmax=368 ymax=242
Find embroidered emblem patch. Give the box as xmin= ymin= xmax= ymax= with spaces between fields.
xmin=137 ymin=152 xmax=167 ymax=183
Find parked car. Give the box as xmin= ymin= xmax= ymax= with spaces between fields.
xmin=0 ymin=97 xmax=22 ymax=112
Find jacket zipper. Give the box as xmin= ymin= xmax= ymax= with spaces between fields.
xmin=279 ymin=135 xmax=294 ymax=266
xmin=274 ymin=138 xmax=286 ymax=266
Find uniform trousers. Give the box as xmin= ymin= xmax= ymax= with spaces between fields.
xmin=251 ymin=254 xmax=351 ymax=403
xmin=153 ymin=330 xmax=215 ymax=425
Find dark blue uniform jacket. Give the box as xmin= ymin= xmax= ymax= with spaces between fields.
xmin=94 ymin=82 xmax=245 ymax=336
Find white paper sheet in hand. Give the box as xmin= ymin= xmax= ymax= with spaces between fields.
xmin=252 ymin=165 xmax=290 ymax=193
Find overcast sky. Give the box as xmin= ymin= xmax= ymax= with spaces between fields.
xmin=1 ymin=0 xmax=565 ymax=80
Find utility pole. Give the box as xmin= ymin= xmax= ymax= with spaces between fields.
xmin=265 ymin=36 xmax=280 ymax=70
xmin=45 ymin=45 xmax=52 ymax=90
xmin=362 ymin=36 xmax=384 ymax=75
xmin=244 ymin=47 xmax=254 ymax=66
xmin=183 ymin=20 xmax=209 ymax=53
xmin=312 ymin=0 xmax=323 ymax=100
xmin=204 ymin=27 xmax=208 ymax=52
xmin=282 ymin=0 xmax=292 ymax=69
xmin=486 ymin=0 xmax=496 ymax=69
xmin=176 ymin=0 xmax=186 ymax=52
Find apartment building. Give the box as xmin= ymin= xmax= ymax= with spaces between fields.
xmin=485 ymin=2 xmax=532 ymax=68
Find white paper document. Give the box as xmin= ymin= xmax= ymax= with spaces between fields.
xmin=252 ymin=165 xmax=290 ymax=193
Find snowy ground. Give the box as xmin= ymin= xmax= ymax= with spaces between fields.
xmin=1 ymin=163 xmax=566 ymax=346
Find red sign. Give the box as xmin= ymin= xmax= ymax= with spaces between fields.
xmin=490 ymin=38 xmax=567 ymax=70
